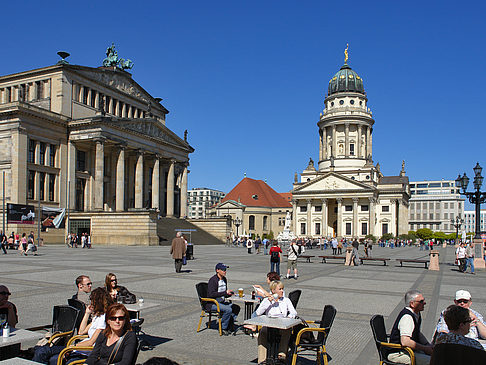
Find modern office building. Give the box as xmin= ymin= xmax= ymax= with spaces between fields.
xmin=0 ymin=46 xmax=194 ymax=245
xmin=187 ymin=188 xmax=225 ymax=218
xmin=463 ymin=210 xmax=486 ymax=233
xmin=408 ymin=180 xmax=464 ymax=233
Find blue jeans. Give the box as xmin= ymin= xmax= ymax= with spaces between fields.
xmin=270 ymin=261 xmax=280 ymax=275
xmin=466 ymin=257 xmax=475 ymax=273
xmin=211 ymin=301 xmax=238 ymax=330
xmin=32 ymin=345 xmax=64 ymax=364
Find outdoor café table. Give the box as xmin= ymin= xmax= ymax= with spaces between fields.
xmin=0 ymin=328 xmax=43 ymax=360
xmin=123 ymin=301 xmax=159 ymax=319
xmin=244 ymin=316 xmax=301 ymax=364
xmin=0 ymin=357 xmax=43 ymax=364
xmin=229 ymin=294 xmax=260 ymax=320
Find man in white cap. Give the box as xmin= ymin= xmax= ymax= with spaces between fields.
xmin=436 ymin=290 xmax=486 ymax=348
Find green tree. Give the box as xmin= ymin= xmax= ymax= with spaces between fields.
xmin=416 ymin=228 xmax=434 ymax=240
xmin=381 ymin=233 xmax=394 ymax=241
xmin=267 ymin=231 xmax=274 ymax=240
xmin=398 ymin=233 xmax=409 ymax=240
xmin=433 ymin=231 xmax=446 ymax=241
xmin=365 ymin=234 xmax=377 ymax=243
xmin=408 ymin=231 xmax=418 ymax=241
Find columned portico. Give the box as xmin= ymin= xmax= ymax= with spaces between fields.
xmin=134 ymin=150 xmax=144 ymax=209
xmin=180 ymin=165 xmax=188 ymax=218
xmin=306 ymin=199 xmax=312 ymax=235
xmin=152 ymin=157 xmax=160 ymax=210
xmin=94 ymin=139 xmax=104 ymax=210
xmin=336 ymin=198 xmax=343 ymax=237
xmin=116 ymin=147 xmax=125 ymax=211
xmin=352 ymin=197 xmax=359 ymax=237
xmin=321 ymin=198 xmax=328 ymax=237
xmin=369 ymin=197 xmax=376 ymax=235
xmin=166 ymin=159 xmax=175 ymax=217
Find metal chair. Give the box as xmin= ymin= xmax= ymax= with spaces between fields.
xmin=67 ymin=298 xmax=86 ymax=331
xmin=369 ymin=314 xmax=415 ymax=365
xmin=291 ymin=304 xmax=336 ymax=365
xmin=27 ymin=305 xmax=80 ymax=346
xmin=430 ymin=342 xmax=486 ymax=364
xmin=195 ymin=282 xmax=222 ymax=336
xmin=288 ymin=289 xmax=302 ymax=310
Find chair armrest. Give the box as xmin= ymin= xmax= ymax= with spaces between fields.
xmin=295 ymin=327 xmax=327 ymax=344
xmin=48 ymin=330 xmax=74 ymax=345
xmin=26 ymin=324 xmax=53 ymax=331
xmin=379 ymin=342 xmax=415 ymax=362
xmin=200 ymin=298 xmax=220 ymax=311
xmin=57 ymin=346 xmax=93 ymax=365
xmin=67 ymin=334 xmax=89 ymax=347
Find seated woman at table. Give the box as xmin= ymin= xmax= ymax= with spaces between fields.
xmin=105 ymin=273 xmax=136 ymax=304
xmin=252 ymin=271 xmax=280 ymax=301
xmin=33 ymin=287 xmax=113 ymax=364
xmin=255 ymin=280 xmax=297 ymax=364
xmin=0 ymin=285 xmax=18 ymax=328
xmin=85 ymin=303 xmax=137 ymax=365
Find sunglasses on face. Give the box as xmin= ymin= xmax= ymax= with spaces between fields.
xmin=108 ymin=316 xmax=125 ymax=322
xmin=457 ymin=299 xmax=470 ymax=304
xmin=415 ymin=299 xmax=425 ymax=304
xmin=0 ymin=292 xmax=11 ymax=296
xmin=111 ymin=279 xmax=117 ymax=282
xmin=84 ymin=282 xmax=92 ymax=286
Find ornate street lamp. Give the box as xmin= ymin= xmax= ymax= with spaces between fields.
xmin=456 ymin=162 xmax=486 ymax=239
xmin=234 ymin=217 xmax=242 ymax=237
xmin=450 ymin=215 xmax=464 ymax=243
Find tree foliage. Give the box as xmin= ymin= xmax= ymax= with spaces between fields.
xmin=365 ymin=234 xmax=377 ymax=243
xmin=381 ymin=233 xmax=394 ymax=241
xmin=416 ymin=228 xmax=434 ymax=240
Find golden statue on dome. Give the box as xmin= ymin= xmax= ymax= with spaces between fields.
xmin=344 ymin=43 xmax=349 ymax=63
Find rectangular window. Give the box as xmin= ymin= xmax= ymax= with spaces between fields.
xmin=444 ymin=203 xmax=448 ymax=209
xmin=417 ymin=184 xmax=428 ymax=188
xmin=82 ymin=87 xmax=88 ymax=104
xmin=436 ymin=202 xmax=440 ymax=210
xmin=346 ymin=222 xmax=352 ymax=235
xmin=361 ymin=222 xmax=367 ymax=235
xmin=458 ymin=202 xmax=462 ymax=209
xmin=28 ymin=140 xmax=36 ymax=163
xmin=444 ymin=213 xmax=448 ymax=219
xmin=300 ymin=223 xmax=306 ymax=235
xmin=429 ymin=202 xmax=434 ymax=209
xmin=315 ymin=223 xmax=321 ymax=235
xmin=39 ymin=172 xmax=45 ymax=200
xmin=382 ymin=223 xmax=388 ymax=235
xmin=345 ymin=205 xmax=352 ymax=212
xmin=442 ymin=182 xmax=451 ymax=187
xmin=76 ymin=150 xmax=86 ymax=171
xmin=450 ymin=202 xmax=454 ymax=209
xmin=28 ymin=171 xmax=35 ymax=199
xmin=36 ymin=81 xmax=43 ymax=99
xmin=49 ymin=145 xmax=56 ymax=167
xmin=430 ymin=213 xmax=434 ymax=220
xmin=361 ymin=205 xmax=369 ymax=212
xmin=39 ymin=142 xmax=45 ymax=165
xmin=300 ymin=206 xmax=307 ymax=212
xmin=411 ymin=213 xmax=415 ymax=220
xmin=382 ymin=206 xmax=389 ymax=212
xmin=90 ymin=91 xmax=96 ymax=107
xmin=48 ymin=174 xmax=55 ymax=201
xmin=350 ymin=144 xmax=355 ymax=155
xmin=314 ymin=206 xmax=322 ymax=212
xmin=410 ymin=203 xmax=415 ymax=210
xmin=429 ymin=183 xmax=441 ymax=188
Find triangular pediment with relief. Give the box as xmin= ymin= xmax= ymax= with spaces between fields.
xmin=293 ymin=173 xmax=375 ymax=193
xmin=218 ymin=200 xmax=245 ymax=209
xmin=113 ymin=119 xmax=188 ymax=148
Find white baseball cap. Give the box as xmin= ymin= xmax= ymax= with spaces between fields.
xmin=455 ymin=290 xmax=471 ymax=301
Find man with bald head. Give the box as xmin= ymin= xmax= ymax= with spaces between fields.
xmin=170 ymin=232 xmax=186 ymax=273
xmin=0 ymin=285 xmax=18 ymax=328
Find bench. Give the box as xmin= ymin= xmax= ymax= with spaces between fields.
xmin=284 ymin=255 xmax=315 ymax=263
xmin=319 ymin=255 xmax=346 ymax=263
xmin=396 ymin=259 xmax=429 ymax=269
xmin=359 ymin=257 xmax=390 ymax=266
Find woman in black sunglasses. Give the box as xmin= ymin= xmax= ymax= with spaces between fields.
xmin=104 ymin=273 xmax=136 ymax=304
xmin=0 ymin=285 xmax=17 ymax=328
xmin=85 ymin=303 xmax=137 ymax=365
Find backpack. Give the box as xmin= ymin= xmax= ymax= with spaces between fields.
xmin=271 ymin=250 xmax=280 ymax=263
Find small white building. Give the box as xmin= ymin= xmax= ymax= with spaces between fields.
xmin=188 ymin=188 xmax=225 ymax=218
xmin=463 ymin=210 xmax=486 ymax=233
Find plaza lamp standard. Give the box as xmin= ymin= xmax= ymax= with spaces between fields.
xmin=456 ymin=162 xmax=486 ymax=239
xmin=450 ymin=215 xmax=464 ymax=243
xmin=234 ymin=217 xmax=242 ymax=237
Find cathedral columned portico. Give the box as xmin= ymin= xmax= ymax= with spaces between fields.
xmin=292 ymin=48 xmax=409 ymax=239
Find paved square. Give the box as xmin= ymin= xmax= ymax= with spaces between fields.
xmin=1 ymin=243 xmax=484 ymax=364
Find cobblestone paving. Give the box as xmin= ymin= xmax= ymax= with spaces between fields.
xmin=1 ymin=243 xmax=484 ymax=364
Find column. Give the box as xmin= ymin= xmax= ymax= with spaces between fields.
xmin=180 ymin=164 xmax=188 ymax=218
xmin=345 ymin=123 xmax=350 ymax=157
xmin=319 ymin=129 xmax=323 ymax=161
xmin=116 ymin=147 xmax=125 ymax=211
xmin=391 ymin=199 xmax=397 ymax=236
xmin=321 ymin=198 xmax=328 ymax=237
xmin=369 ymin=197 xmax=376 ymax=235
xmin=66 ymin=141 xmax=76 ymax=210
xmin=166 ymin=159 xmax=175 ymax=217
xmin=134 ymin=151 xmax=144 ymax=209
xmin=323 ymin=128 xmax=328 ymax=160
xmin=353 ymin=198 xmax=359 ymax=237
xmin=151 ymin=157 xmax=160 ymax=210
xmin=336 ymin=198 xmax=343 ymax=237
xmin=11 ymin=128 xmax=28 ymax=204
xmin=306 ymin=199 xmax=312 ymax=235
xmin=332 ymin=125 xmax=337 ymax=158
xmin=357 ymin=125 xmax=362 ymax=158
xmin=35 ymin=141 xmax=40 ymax=164
xmin=45 ymin=144 xmax=50 ymax=166
xmin=366 ymin=126 xmax=371 ymax=159
xmin=94 ymin=139 xmax=104 ymax=210
xmin=292 ymin=200 xmax=297 ymax=236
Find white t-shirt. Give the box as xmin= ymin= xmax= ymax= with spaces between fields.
xmin=256 ymin=297 xmax=297 ymax=318
xmin=397 ymin=308 xmax=417 ymax=338
xmin=456 ymin=246 xmax=466 ymax=259
xmin=217 ymin=279 xmax=226 ymax=294
xmin=88 ymin=314 xmax=106 ymax=339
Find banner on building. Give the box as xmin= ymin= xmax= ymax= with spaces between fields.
xmin=7 ymin=204 xmax=36 ymax=224
xmin=41 ymin=207 xmax=66 ymax=231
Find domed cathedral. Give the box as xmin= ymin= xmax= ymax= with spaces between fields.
xmin=291 ymin=46 xmax=410 ymax=239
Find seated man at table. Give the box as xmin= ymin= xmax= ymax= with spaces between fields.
xmin=72 ymin=275 xmax=92 ymax=306
xmin=435 ymin=289 xmax=486 ymax=348
xmin=207 ymin=263 xmax=240 ymax=335
xmin=0 ymin=285 xmax=18 ymax=328
xmin=256 ymin=280 xmax=296 ymax=364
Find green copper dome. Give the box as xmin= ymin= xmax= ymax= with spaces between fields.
xmin=328 ymin=63 xmax=365 ymax=95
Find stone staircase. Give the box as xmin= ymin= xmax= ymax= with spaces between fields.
xmin=157 ymin=217 xmax=224 ymax=245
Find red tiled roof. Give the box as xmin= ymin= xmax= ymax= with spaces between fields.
xmin=279 ymin=192 xmax=293 ymax=203
xmin=221 ymin=178 xmax=292 ymax=208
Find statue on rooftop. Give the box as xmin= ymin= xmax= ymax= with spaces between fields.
xmin=102 ymin=43 xmax=134 ymax=70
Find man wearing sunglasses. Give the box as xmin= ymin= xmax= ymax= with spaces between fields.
xmin=0 ymin=285 xmax=18 ymax=328
xmin=388 ymin=289 xmax=433 ymax=365
xmin=436 ymin=290 xmax=486 ymax=348
xmin=72 ymin=275 xmax=93 ymax=306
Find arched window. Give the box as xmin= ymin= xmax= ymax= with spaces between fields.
xmin=263 ymin=216 xmax=268 ymax=230
xmin=249 ymin=215 xmax=255 ymax=230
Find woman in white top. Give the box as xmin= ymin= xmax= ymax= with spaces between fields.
xmin=255 ymin=280 xmax=297 ymax=364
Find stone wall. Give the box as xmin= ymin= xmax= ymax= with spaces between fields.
xmin=188 ymin=218 xmax=230 ymax=242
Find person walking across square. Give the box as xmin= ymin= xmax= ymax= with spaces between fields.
xmin=269 ymin=241 xmax=282 ymax=275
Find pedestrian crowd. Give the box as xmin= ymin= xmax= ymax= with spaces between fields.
xmin=0 ymin=230 xmax=39 ymax=256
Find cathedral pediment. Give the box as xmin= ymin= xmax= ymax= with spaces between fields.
xmin=113 ymin=119 xmax=188 ymax=148
xmin=293 ymin=173 xmax=374 ymax=193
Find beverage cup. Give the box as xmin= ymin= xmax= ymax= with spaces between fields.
xmin=238 ymin=288 xmax=244 ymax=298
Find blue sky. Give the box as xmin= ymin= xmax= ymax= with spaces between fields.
xmin=2 ymin=1 xmax=485 ymax=198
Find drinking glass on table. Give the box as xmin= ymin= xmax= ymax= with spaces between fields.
xmin=238 ymin=288 xmax=244 ymax=298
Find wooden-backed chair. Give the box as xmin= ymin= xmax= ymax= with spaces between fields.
xmin=370 ymin=314 xmax=415 ymax=365
xmin=291 ymin=304 xmax=336 ymax=365
xmin=195 ymin=282 xmax=222 ymax=336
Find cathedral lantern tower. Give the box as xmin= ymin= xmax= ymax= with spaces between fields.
xmin=318 ymin=45 xmax=375 ymax=172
